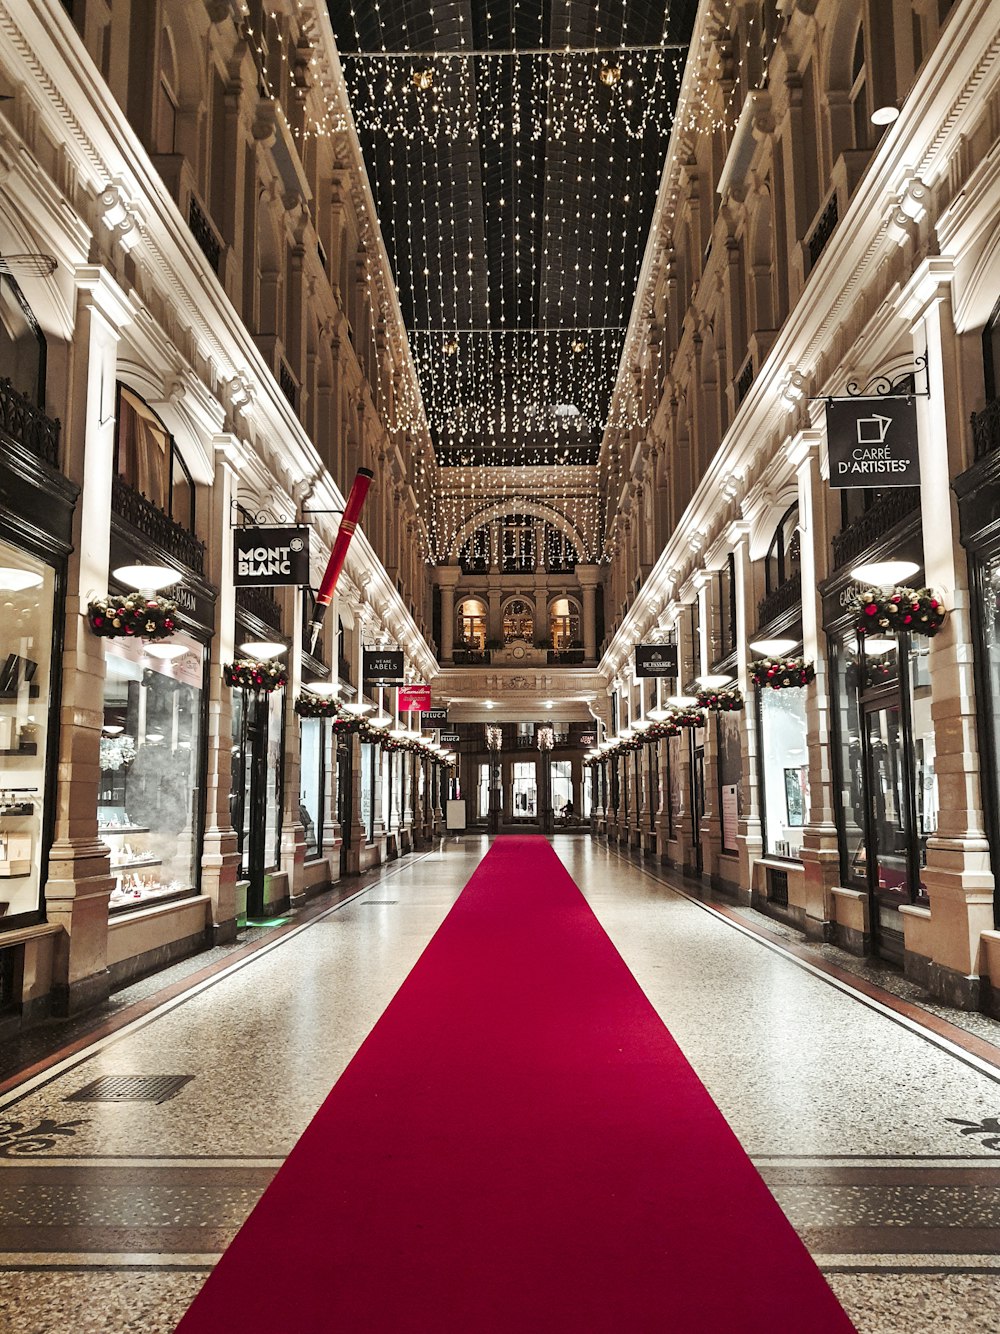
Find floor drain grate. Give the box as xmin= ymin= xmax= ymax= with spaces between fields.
xmin=363 ymin=900 xmax=398 ymax=905
xmin=65 ymin=1075 xmax=194 ymax=1105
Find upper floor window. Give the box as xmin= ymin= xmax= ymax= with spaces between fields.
xmin=765 ymin=504 xmax=800 ymax=595
xmin=0 ymin=275 xmax=46 ymax=407
xmin=984 ymin=297 xmax=1000 ymax=404
xmin=850 ymin=25 xmax=869 ymax=151
xmin=114 ymin=385 xmax=195 ymax=532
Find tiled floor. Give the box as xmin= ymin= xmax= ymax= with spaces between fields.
xmin=2 ymin=836 xmax=1000 ymax=1331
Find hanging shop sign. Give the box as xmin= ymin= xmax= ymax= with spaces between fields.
xmin=825 ymin=397 xmax=920 ymax=488
xmin=234 ymin=527 xmax=310 ymax=586
xmin=577 ymin=732 xmax=596 ymax=747
xmin=398 ymin=684 xmax=431 ymax=712
xmin=440 ymin=732 xmax=461 ymax=744
xmin=422 ymin=707 xmax=449 ymax=724
xmin=634 ymin=644 xmax=678 ymax=678
xmin=363 ymin=649 xmax=404 ymax=682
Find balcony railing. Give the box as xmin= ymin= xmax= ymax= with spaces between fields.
xmin=188 ymin=194 xmax=222 ymax=274
xmin=236 ymin=584 xmax=283 ymax=632
xmin=831 ymin=488 xmax=920 ymax=571
xmin=756 ymin=571 xmax=801 ymax=631
xmin=547 ymin=648 xmax=585 ymax=665
xmin=0 ymin=378 xmax=60 ymax=467
xmin=807 ymin=192 xmax=839 ymax=271
xmin=111 ymin=474 xmax=205 ymax=575
xmin=735 ymin=354 xmax=754 ymax=406
xmin=972 ymin=399 xmax=1000 ymax=460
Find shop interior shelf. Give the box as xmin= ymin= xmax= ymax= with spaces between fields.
xmin=109 ymin=886 xmax=193 ymax=916
xmin=0 ymin=806 xmax=32 ymax=818
xmin=98 ymin=824 xmax=151 ymax=834
xmin=0 ymin=744 xmax=37 ymax=756
xmin=0 ymin=687 xmax=39 ymax=700
xmin=111 ymin=857 xmax=163 ymax=872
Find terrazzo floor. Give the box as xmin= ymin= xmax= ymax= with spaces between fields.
xmin=2 ymin=836 xmax=1000 ymax=1332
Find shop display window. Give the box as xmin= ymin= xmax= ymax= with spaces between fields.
xmin=909 ymin=640 xmax=937 ymax=887
xmin=833 ymin=634 xmax=867 ymax=887
xmin=360 ymin=741 xmax=373 ymax=840
xmin=0 ymin=546 xmax=55 ymax=922
xmin=716 ymin=711 xmax=742 ymax=854
xmin=758 ymin=686 xmax=809 ymax=859
xmin=668 ymin=734 xmax=681 ymax=834
xmin=299 ymin=717 xmax=324 ymax=858
xmin=100 ymin=632 xmax=204 ymax=912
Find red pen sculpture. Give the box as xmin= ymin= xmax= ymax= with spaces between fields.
xmin=307 ymin=467 xmax=374 ymax=654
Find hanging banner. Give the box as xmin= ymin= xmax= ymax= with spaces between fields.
xmin=634 ymin=644 xmax=678 ymax=678
xmin=422 ymin=707 xmax=449 ymax=724
xmin=234 ymin=527 xmax=310 ymax=585
xmin=825 ymin=396 xmax=920 ymax=488
xmin=363 ymin=649 xmax=404 ymax=682
xmin=398 ymin=684 xmax=431 ymax=712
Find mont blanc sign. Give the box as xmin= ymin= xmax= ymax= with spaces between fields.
xmin=234 ymin=527 xmax=311 ymax=585
xmin=826 ymin=396 xmax=920 ymax=488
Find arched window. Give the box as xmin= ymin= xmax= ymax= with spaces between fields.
xmin=456 ymin=597 xmax=487 ymax=650
xmin=765 ymin=504 xmax=800 ymax=595
xmin=114 ymin=385 xmax=195 ymax=531
xmin=549 ymin=597 xmax=581 ymax=651
xmin=0 ymin=275 xmax=46 ymax=407
xmin=459 ymin=526 xmax=490 ymax=574
xmin=850 ymin=25 xmax=869 ymax=151
xmin=502 ymin=598 xmax=534 ymax=643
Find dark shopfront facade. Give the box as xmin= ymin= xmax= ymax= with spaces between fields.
xmin=821 ymin=496 xmax=935 ymax=964
xmin=956 ymin=420 xmax=1000 ymax=924
xmin=0 ymin=383 xmax=77 ymax=944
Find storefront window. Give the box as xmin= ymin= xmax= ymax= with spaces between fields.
xmin=266 ymin=690 xmax=283 ymax=868
xmin=758 ymin=686 xmax=809 ymax=859
xmin=0 ymin=548 xmax=55 ymax=921
xmin=478 ymin=762 xmax=490 ymax=819
xmin=909 ymin=639 xmax=937 ymax=887
xmin=716 ymin=711 xmax=742 ymax=854
xmin=668 ymin=734 xmax=681 ymax=835
xmin=299 ymin=718 xmax=324 ymax=858
xmin=551 ymin=760 xmax=572 ymax=816
xmin=833 ymin=634 xmax=867 ymax=887
xmin=360 ymin=741 xmax=373 ymax=840
xmin=100 ymin=632 xmax=204 ymax=911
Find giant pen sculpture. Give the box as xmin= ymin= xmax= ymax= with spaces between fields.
xmin=307 ymin=467 xmax=374 ymax=654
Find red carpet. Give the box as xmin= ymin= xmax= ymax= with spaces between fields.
xmin=177 ymin=837 xmax=856 ymax=1332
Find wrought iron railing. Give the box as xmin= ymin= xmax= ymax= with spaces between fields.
xmin=736 ymin=354 xmax=754 ymax=406
xmin=279 ymin=360 xmax=297 ymax=410
xmin=111 ymin=474 xmax=205 ymax=575
xmin=235 ymin=584 xmax=283 ymax=631
xmin=547 ymin=648 xmax=585 ymax=665
xmin=453 ymin=648 xmax=490 ymax=665
xmin=0 ymin=378 xmax=60 ymax=467
xmin=756 ymin=571 xmax=801 ymax=630
xmin=972 ymin=398 xmax=1000 ymax=460
xmin=831 ymin=488 xmax=920 ymax=571
xmin=807 ymin=192 xmax=839 ymax=270
xmin=188 ymin=195 xmax=222 ymax=274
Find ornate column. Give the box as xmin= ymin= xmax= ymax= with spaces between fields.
xmin=45 ymin=274 xmax=131 ymax=1014
xmin=903 ymin=264 xmax=994 ymax=1006
xmin=438 ymin=563 xmax=460 ymax=663
xmin=199 ymin=436 xmax=244 ymax=941
xmin=577 ymin=564 xmax=600 ymax=663
xmin=731 ymin=522 xmax=761 ymax=903
xmin=794 ymin=430 xmax=841 ymax=938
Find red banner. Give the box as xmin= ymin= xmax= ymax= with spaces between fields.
xmin=398 ymin=685 xmax=431 ymax=713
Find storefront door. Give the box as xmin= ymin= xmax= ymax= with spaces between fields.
xmin=511 ymin=761 xmax=537 ymax=821
xmin=862 ymin=699 xmax=912 ymax=962
xmin=337 ymin=732 xmax=353 ymax=876
xmin=233 ymin=693 xmax=270 ymax=920
xmin=691 ymin=730 xmax=705 ymax=874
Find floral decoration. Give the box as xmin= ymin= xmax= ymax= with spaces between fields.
xmin=294 ymin=692 xmax=344 ymax=719
xmin=671 ymin=708 xmax=705 ymax=728
xmin=87 ymin=592 xmax=178 ymax=641
xmin=749 ymin=658 xmax=815 ymax=690
xmin=224 ymin=658 xmax=288 ymax=692
xmin=99 ymin=734 xmax=137 ymax=771
xmin=849 ymin=586 xmax=945 ymax=638
xmin=695 ymin=686 xmax=744 ymax=712
xmin=643 ymin=719 xmax=682 ymax=740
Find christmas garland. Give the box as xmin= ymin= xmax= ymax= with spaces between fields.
xmin=696 ymin=686 xmax=744 ymax=712
xmin=224 ymin=658 xmax=288 ymax=692
xmin=643 ymin=719 xmax=682 ymax=740
xmin=850 ymin=586 xmax=945 ymax=638
xmin=749 ymin=658 xmax=814 ymax=690
xmin=672 ymin=708 xmax=705 ymax=728
xmin=87 ymin=592 xmax=178 ymax=641
xmin=294 ymin=692 xmax=342 ymax=719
